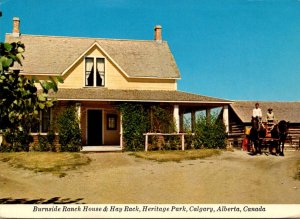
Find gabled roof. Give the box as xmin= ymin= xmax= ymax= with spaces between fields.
xmin=48 ymin=88 xmax=232 ymax=105
xmin=230 ymin=101 xmax=300 ymax=123
xmin=5 ymin=34 xmax=180 ymax=79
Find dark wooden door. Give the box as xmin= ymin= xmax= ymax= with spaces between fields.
xmin=87 ymin=110 xmax=102 ymax=145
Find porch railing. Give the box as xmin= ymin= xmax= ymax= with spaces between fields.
xmin=143 ymin=133 xmax=195 ymax=151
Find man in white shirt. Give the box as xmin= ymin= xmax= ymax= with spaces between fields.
xmin=252 ymin=102 xmax=262 ymax=121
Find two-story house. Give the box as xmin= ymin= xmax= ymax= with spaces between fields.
xmin=5 ymin=17 xmax=232 ymax=150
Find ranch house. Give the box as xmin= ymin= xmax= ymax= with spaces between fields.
xmin=5 ymin=17 xmax=232 ymax=151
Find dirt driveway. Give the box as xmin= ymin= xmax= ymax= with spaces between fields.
xmin=0 ymin=150 xmax=299 ymax=204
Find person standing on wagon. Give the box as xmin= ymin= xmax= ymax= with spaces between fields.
xmin=266 ymin=108 xmax=275 ymax=123
xmin=266 ymin=108 xmax=276 ymax=132
xmin=252 ymin=102 xmax=262 ymax=121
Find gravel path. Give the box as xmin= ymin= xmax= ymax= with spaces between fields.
xmin=0 ymin=150 xmax=299 ymax=204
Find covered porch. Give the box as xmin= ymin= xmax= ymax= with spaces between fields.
xmin=49 ymin=88 xmax=232 ymax=151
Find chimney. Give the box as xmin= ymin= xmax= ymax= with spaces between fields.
xmin=12 ymin=17 xmax=20 ymax=37
xmin=154 ymin=25 xmax=162 ymax=42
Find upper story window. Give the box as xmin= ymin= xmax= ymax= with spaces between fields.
xmin=85 ymin=57 xmax=105 ymax=87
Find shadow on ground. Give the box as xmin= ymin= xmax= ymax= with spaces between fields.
xmin=0 ymin=197 xmax=84 ymax=204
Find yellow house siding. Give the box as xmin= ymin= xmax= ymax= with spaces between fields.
xmin=24 ymin=45 xmax=178 ymax=90
xmin=56 ymin=46 xmax=177 ymax=90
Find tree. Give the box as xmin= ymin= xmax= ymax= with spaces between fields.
xmin=0 ymin=41 xmax=62 ymax=151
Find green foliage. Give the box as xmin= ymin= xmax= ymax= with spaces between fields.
xmin=57 ymin=106 xmax=82 ymax=152
xmin=0 ymin=129 xmax=33 ymax=152
xmin=32 ymin=130 xmax=56 ymax=152
xmin=150 ymin=105 xmax=176 ymax=133
xmin=193 ymin=113 xmax=226 ymax=149
xmin=47 ymin=128 xmax=56 ymax=151
xmin=163 ymin=135 xmax=181 ymax=150
xmin=118 ymin=103 xmax=150 ymax=151
xmin=37 ymin=135 xmax=50 ymax=152
xmin=118 ymin=103 xmax=177 ymax=151
xmin=0 ymin=41 xmax=63 ymax=151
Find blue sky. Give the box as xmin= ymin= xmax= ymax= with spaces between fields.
xmin=0 ymin=0 xmax=300 ymax=101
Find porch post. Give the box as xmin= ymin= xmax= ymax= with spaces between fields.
xmin=173 ymin=105 xmax=180 ymax=133
xmin=120 ymin=112 xmax=123 ymax=149
xmin=0 ymin=132 xmax=2 ymax=146
xmin=223 ymin=105 xmax=229 ymax=133
xmin=75 ymin=103 xmax=81 ymax=128
xmin=191 ymin=110 xmax=196 ymax=132
xmin=206 ymin=108 xmax=211 ymax=124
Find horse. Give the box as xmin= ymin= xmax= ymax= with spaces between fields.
xmin=270 ymin=120 xmax=289 ymax=156
xmin=249 ymin=116 xmax=266 ymax=155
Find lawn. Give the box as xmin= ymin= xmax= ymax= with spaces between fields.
xmin=129 ymin=149 xmax=222 ymax=162
xmin=0 ymin=152 xmax=91 ymax=177
xmin=0 ymin=149 xmax=222 ymax=177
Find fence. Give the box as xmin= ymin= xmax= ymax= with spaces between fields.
xmin=143 ymin=133 xmax=194 ymax=151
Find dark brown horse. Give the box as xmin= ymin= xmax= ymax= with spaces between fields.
xmin=249 ymin=116 xmax=266 ymax=155
xmin=271 ymin=120 xmax=289 ymax=156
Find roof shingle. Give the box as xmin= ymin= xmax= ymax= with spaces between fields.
xmin=231 ymin=101 xmax=300 ymax=123
xmin=5 ymin=34 xmax=180 ymax=79
xmin=48 ymin=88 xmax=231 ymax=104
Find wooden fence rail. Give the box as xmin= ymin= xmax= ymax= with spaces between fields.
xmin=143 ymin=133 xmax=195 ymax=151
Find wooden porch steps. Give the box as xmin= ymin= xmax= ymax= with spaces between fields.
xmin=81 ymin=146 xmax=122 ymax=152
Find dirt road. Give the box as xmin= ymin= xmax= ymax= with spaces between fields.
xmin=0 ymin=150 xmax=299 ymax=204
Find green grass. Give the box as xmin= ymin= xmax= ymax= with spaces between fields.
xmin=0 ymin=152 xmax=91 ymax=177
xmin=129 ymin=149 xmax=222 ymax=162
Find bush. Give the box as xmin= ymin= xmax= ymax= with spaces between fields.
xmin=118 ymin=103 xmax=179 ymax=151
xmin=193 ymin=113 xmax=226 ymax=149
xmin=118 ymin=103 xmax=150 ymax=151
xmin=47 ymin=128 xmax=56 ymax=151
xmin=150 ymin=105 xmax=176 ymax=133
xmin=0 ymin=129 xmax=33 ymax=152
xmin=57 ymin=106 xmax=82 ymax=152
xmin=33 ymin=132 xmax=56 ymax=152
xmin=37 ymin=135 xmax=50 ymax=151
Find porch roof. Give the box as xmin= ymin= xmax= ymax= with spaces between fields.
xmin=230 ymin=101 xmax=300 ymax=123
xmin=48 ymin=88 xmax=232 ymax=106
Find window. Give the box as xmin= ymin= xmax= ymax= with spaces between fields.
xmin=85 ymin=57 xmax=105 ymax=87
xmin=31 ymin=110 xmax=51 ymax=133
xmin=107 ymin=114 xmax=117 ymax=130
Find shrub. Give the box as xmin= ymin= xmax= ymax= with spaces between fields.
xmin=34 ymin=132 xmax=56 ymax=152
xmin=150 ymin=105 xmax=176 ymax=133
xmin=193 ymin=113 xmax=226 ymax=149
xmin=57 ymin=106 xmax=82 ymax=152
xmin=38 ymin=135 xmax=49 ymax=151
xmin=118 ymin=103 xmax=178 ymax=151
xmin=118 ymin=103 xmax=150 ymax=151
xmin=0 ymin=129 xmax=33 ymax=152
xmin=47 ymin=127 xmax=56 ymax=152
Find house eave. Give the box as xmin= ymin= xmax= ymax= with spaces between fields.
xmin=126 ymin=76 xmax=181 ymax=80
xmin=55 ymin=98 xmax=232 ymax=104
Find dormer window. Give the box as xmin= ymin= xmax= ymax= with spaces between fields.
xmin=85 ymin=57 xmax=105 ymax=87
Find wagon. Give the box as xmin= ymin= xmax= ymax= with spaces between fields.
xmin=242 ymin=121 xmax=279 ymax=154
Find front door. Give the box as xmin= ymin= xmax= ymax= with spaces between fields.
xmin=87 ymin=110 xmax=103 ymax=145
